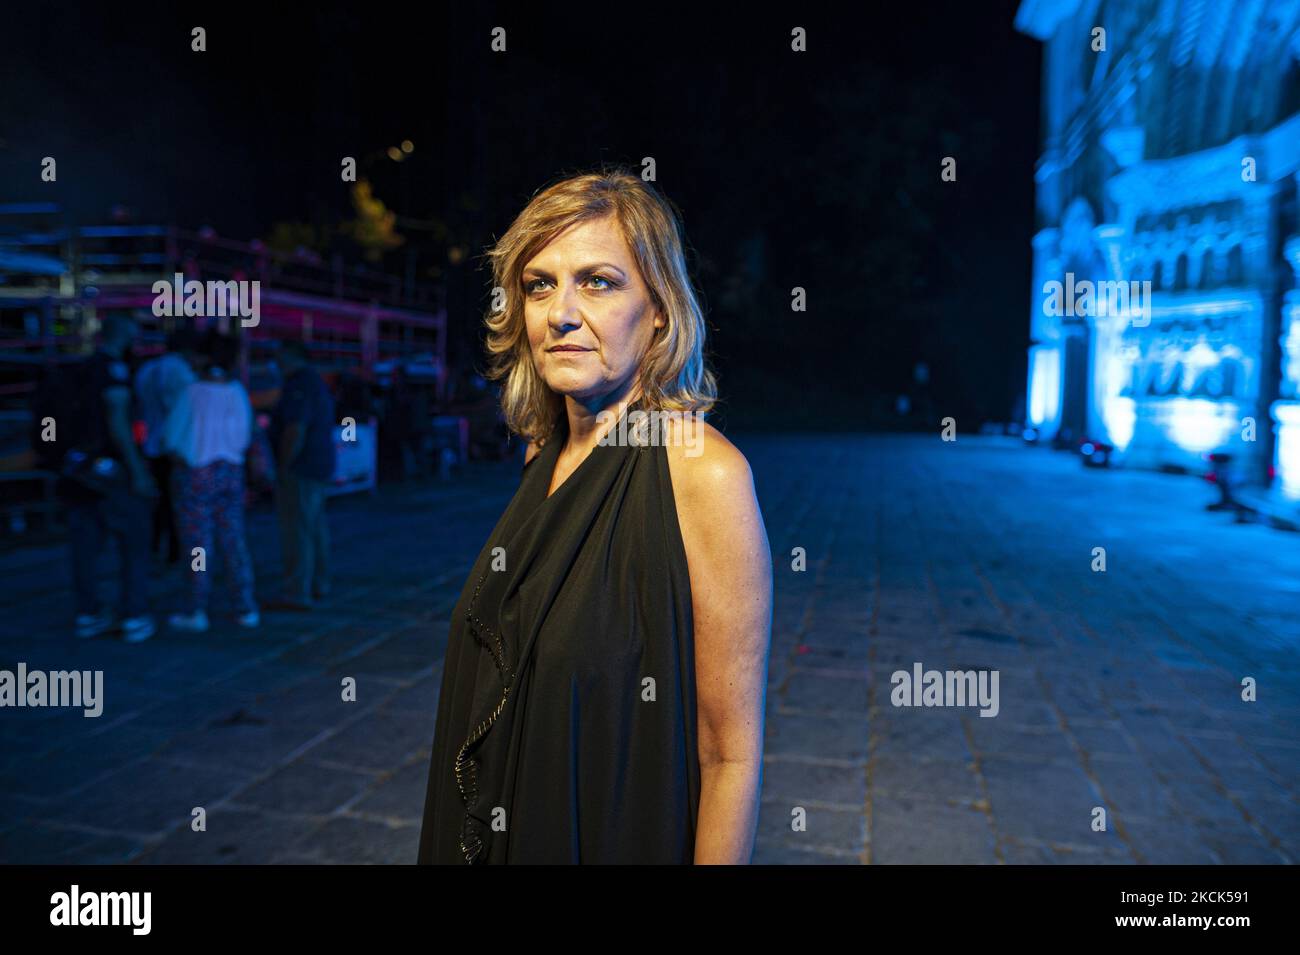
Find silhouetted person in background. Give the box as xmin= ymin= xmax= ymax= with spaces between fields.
xmin=136 ymin=326 xmax=198 ymax=563
xmin=63 ymin=313 xmax=158 ymax=642
xmin=162 ymin=330 xmax=259 ymax=631
xmin=264 ymin=340 xmax=336 ymax=611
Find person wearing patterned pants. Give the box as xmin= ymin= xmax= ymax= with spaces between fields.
xmin=173 ymin=459 xmax=256 ymax=616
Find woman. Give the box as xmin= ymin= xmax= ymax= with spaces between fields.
xmin=417 ymin=170 xmax=773 ymax=864
xmin=162 ymin=330 xmax=260 ymax=632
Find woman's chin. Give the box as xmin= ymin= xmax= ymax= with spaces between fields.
xmin=544 ymin=372 xmax=601 ymax=400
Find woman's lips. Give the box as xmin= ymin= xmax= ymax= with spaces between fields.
xmin=548 ymin=346 xmax=592 ymax=353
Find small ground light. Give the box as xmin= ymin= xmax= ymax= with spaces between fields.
xmin=401 ymin=140 xmax=414 ymax=153
xmin=1081 ymin=440 xmax=1112 ymax=468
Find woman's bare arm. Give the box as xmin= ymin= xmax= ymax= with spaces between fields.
xmin=666 ymin=420 xmax=773 ymax=864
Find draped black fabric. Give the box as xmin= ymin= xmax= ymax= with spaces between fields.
xmin=416 ymin=404 xmax=700 ymax=864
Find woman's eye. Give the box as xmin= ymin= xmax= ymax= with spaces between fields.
xmin=525 ymin=275 xmax=613 ymax=293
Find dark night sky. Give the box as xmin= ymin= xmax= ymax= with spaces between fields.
xmin=1 ymin=2 xmax=1040 ymax=431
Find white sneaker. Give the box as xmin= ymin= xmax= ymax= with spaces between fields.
xmin=122 ymin=615 xmax=157 ymax=643
xmin=167 ymin=610 xmax=209 ymax=633
xmin=75 ymin=610 xmax=115 ymax=640
xmin=236 ymin=610 xmax=260 ymax=629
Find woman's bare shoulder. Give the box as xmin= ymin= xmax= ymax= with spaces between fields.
xmin=662 ymin=415 xmax=771 ymax=619
xmin=662 ymin=418 xmax=759 ymax=526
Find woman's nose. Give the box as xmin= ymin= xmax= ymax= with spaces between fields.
xmin=548 ymin=282 xmax=583 ymax=330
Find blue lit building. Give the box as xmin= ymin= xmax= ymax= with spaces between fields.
xmin=1016 ymin=0 xmax=1300 ymax=499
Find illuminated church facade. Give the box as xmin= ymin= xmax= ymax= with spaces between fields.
xmin=1016 ymin=0 xmax=1300 ymax=498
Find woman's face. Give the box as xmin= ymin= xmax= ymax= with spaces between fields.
xmin=522 ymin=216 xmax=664 ymax=408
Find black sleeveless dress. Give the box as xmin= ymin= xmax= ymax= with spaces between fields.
xmin=416 ymin=404 xmax=701 ymax=864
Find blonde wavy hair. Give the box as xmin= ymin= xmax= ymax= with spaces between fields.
xmin=483 ymin=169 xmax=717 ymax=446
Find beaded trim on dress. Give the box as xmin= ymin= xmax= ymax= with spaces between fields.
xmin=453 ymin=572 xmax=514 ymax=864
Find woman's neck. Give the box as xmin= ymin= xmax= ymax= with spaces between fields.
xmin=561 ymin=382 xmax=643 ymax=455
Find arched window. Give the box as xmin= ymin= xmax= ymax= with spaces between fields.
xmin=1198 ymin=248 xmax=1216 ymax=289
xmin=1152 ymin=259 xmax=1164 ymax=291
xmin=1174 ymin=253 xmax=1189 ymax=291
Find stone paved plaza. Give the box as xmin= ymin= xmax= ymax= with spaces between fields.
xmin=1 ymin=434 xmax=1296 ymax=864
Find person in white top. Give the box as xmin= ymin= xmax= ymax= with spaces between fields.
xmin=135 ymin=328 xmax=199 ymax=563
xmin=162 ymin=330 xmax=259 ymax=631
